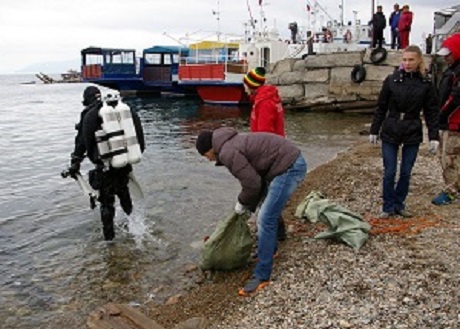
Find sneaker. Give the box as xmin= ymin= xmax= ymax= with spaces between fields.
xmin=395 ymin=209 xmax=413 ymax=218
xmin=432 ymin=191 xmax=455 ymax=206
xmin=238 ymin=277 xmax=270 ymax=296
xmin=379 ymin=211 xmax=393 ymax=219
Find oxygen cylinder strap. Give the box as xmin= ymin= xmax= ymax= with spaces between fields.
xmin=105 ymin=130 xmax=125 ymax=140
xmin=100 ymin=148 xmax=128 ymax=160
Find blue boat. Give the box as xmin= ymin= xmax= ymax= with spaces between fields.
xmin=81 ymin=45 xmax=197 ymax=96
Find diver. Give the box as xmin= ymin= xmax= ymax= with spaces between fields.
xmin=64 ymin=86 xmax=145 ymax=241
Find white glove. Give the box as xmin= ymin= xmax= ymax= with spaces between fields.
xmin=369 ymin=134 xmax=378 ymax=144
xmin=234 ymin=201 xmax=246 ymax=215
xmin=429 ymin=140 xmax=439 ymax=154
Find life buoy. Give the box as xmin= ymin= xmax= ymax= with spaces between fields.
xmin=97 ymin=94 xmax=142 ymax=168
xmin=351 ymin=64 xmax=366 ymax=83
xmin=370 ymin=48 xmax=387 ymax=64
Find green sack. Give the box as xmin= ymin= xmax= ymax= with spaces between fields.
xmin=200 ymin=212 xmax=253 ymax=271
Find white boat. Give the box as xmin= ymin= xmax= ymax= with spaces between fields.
xmin=177 ymin=0 xmax=373 ymax=105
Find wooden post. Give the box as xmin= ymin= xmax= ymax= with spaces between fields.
xmin=87 ymin=303 xmax=165 ymax=329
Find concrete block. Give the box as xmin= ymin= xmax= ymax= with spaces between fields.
xmin=278 ymin=71 xmax=304 ymax=85
xmin=303 ymin=69 xmax=330 ymax=83
xmin=272 ymin=58 xmax=297 ymax=75
xmin=364 ymin=65 xmax=395 ymax=81
xmin=330 ymin=67 xmax=354 ymax=82
xmin=278 ymin=84 xmax=304 ymax=100
xmin=304 ymin=51 xmax=364 ymax=68
xmin=304 ymin=83 xmax=330 ymax=99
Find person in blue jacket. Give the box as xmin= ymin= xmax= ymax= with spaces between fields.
xmin=389 ymin=3 xmax=401 ymax=49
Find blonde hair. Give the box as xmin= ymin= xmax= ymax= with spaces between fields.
xmin=403 ymin=45 xmax=426 ymax=76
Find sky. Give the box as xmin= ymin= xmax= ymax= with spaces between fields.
xmin=0 ymin=0 xmax=457 ymax=74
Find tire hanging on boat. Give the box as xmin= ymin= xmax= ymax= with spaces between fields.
xmin=370 ymin=48 xmax=387 ymax=64
xmin=351 ymin=64 xmax=366 ymax=83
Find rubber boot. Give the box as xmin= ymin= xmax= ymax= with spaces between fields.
xmin=100 ymin=205 xmax=115 ymax=241
xmin=118 ymin=187 xmax=133 ymax=215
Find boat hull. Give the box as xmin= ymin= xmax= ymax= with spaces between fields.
xmin=194 ymin=84 xmax=248 ymax=105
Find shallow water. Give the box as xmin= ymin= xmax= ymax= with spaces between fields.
xmin=0 ymin=74 xmax=371 ymax=328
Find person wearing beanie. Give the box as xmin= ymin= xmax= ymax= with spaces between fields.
xmin=243 ymin=67 xmax=285 ymax=137
xmin=65 ymin=86 xmax=145 ymax=240
xmin=432 ymin=33 xmax=460 ymax=205
xmin=195 ymin=127 xmax=307 ymax=296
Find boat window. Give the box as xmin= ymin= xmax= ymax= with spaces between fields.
xmin=84 ymin=54 xmax=103 ymax=65
xmin=144 ymin=53 xmax=162 ymax=65
xmin=172 ymin=54 xmax=180 ymax=64
xmin=164 ymin=54 xmax=172 ymax=65
xmin=105 ymin=51 xmax=134 ymax=64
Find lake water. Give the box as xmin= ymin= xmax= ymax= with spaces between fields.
xmin=0 ymin=74 xmax=371 ymax=328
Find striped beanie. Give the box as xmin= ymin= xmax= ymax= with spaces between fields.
xmin=243 ymin=67 xmax=266 ymax=88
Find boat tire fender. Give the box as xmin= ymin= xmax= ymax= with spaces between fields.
xmin=301 ymin=54 xmax=308 ymax=60
xmin=370 ymin=48 xmax=387 ymax=64
xmin=351 ymin=64 xmax=366 ymax=83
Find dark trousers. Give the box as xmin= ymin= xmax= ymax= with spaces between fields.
xmin=391 ymin=29 xmax=399 ymax=49
xmin=96 ymin=167 xmax=133 ymax=240
xmin=372 ymin=29 xmax=384 ymax=48
xmin=381 ymin=142 xmax=419 ymax=213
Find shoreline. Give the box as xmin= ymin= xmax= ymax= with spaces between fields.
xmin=137 ymin=141 xmax=458 ymax=329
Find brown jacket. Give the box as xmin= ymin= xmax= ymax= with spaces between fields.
xmin=212 ymin=127 xmax=301 ymax=206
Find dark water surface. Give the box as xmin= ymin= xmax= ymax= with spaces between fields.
xmin=0 ymin=74 xmax=371 ymax=328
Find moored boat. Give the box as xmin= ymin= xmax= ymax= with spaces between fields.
xmin=81 ymin=45 xmax=196 ymax=96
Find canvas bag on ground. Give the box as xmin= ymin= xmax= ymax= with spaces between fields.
xmin=200 ymin=212 xmax=253 ymax=271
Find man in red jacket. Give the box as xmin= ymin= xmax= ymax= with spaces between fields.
xmin=398 ymin=5 xmax=413 ymax=49
xmin=244 ymin=67 xmax=287 ymax=240
xmin=432 ymin=33 xmax=460 ymax=205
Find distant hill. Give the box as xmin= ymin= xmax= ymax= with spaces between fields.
xmin=16 ymin=58 xmax=81 ymax=74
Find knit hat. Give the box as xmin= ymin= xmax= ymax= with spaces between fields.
xmin=439 ymin=33 xmax=460 ymax=62
xmin=196 ymin=130 xmax=213 ymax=155
xmin=243 ymin=67 xmax=266 ymax=89
xmin=82 ymin=86 xmax=101 ymax=106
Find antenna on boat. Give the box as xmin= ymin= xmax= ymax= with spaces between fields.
xmin=212 ymin=0 xmax=221 ymax=41
xmin=339 ymin=0 xmax=344 ymax=26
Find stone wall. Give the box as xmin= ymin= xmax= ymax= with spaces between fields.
xmin=267 ymin=49 xmax=434 ymax=111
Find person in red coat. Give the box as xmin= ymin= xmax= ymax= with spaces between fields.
xmin=243 ymin=67 xmax=287 ymax=241
xmin=398 ymin=5 xmax=413 ymax=49
xmin=243 ymin=67 xmax=285 ymax=136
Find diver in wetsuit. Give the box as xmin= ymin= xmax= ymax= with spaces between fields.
xmin=66 ymin=86 xmax=145 ymax=240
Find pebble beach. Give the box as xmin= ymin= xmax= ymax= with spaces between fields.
xmin=142 ymin=141 xmax=459 ymax=329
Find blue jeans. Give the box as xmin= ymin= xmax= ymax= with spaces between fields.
xmin=381 ymin=142 xmax=419 ymax=213
xmin=255 ymin=154 xmax=307 ymax=281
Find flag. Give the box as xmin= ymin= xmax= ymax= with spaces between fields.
xmin=307 ymin=4 xmax=311 ymax=12
xmin=259 ymin=0 xmax=262 ymax=5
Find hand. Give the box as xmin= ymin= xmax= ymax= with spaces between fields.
xmin=68 ymin=161 xmax=81 ymax=179
xmin=234 ymin=201 xmax=247 ymax=215
xmin=369 ymin=134 xmax=378 ymax=144
xmin=429 ymin=140 xmax=439 ymax=154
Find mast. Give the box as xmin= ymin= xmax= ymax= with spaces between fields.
xmin=340 ymin=0 xmax=344 ymax=25
xmin=212 ymin=0 xmax=221 ymax=41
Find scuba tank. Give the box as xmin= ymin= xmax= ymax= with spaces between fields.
xmin=95 ymin=130 xmax=111 ymax=170
xmin=98 ymin=94 xmax=128 ymax=168
xmin=114 ymin=98 xmax=142 ymax=164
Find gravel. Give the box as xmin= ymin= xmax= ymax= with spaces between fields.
xmin=143 ymin=141 xmax=459 ymax=329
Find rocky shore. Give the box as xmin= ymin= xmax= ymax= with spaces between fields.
xmin=140 ymin=141 xmax=459 ymax=329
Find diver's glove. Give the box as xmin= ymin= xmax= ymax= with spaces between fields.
xmin=369 ymin=134 xmax=378 ymax=144
xmin=429 ymin=140 xmax=439 ymax=154
xmin=68 ymin=154 xmax=83 ymax=179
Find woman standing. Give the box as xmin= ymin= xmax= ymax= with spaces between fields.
xmin=369 ymin=45 xmax=439 ymax=218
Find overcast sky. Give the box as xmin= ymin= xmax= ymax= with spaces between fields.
xmin=0 ymin=0 xmax=457 ymax=74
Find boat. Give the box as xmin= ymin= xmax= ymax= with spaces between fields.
xmin=177 ymin=0 xmax=374 ymax=105
xmin=81 ymin=45 xmax=196 ymax=96
xmin=36 ymin=70 xmax=81 ymax=84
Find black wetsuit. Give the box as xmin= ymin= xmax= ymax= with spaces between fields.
xmin=71 ymin=99 xmax=145 ymax=240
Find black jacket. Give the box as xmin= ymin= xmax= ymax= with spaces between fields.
xmin=438 ymin=60 xmax=460 ymax=130
xmin=370 ymin=70 xmax=440 ymax=144
xmin=72 ymin=100 xmax=145 ymax=165
xmin=371 ymin=12 xmax=386 ymax=31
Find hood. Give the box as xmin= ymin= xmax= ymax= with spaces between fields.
xmin=212 ymin=127 xmax=238 ymax=155
xmin=442 ymin=33 xmax=460 ymax=62
xmin=252 ymin=85 xmax=281 ymax=103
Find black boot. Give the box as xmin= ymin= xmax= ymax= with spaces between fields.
xmin=100 ymin=205 xmax=115 ymax=241
xmin=277 ymin=216 xmax=287 ymax=241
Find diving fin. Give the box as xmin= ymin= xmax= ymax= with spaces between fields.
xmin=128 ymin=172 xmax=144 ymax=200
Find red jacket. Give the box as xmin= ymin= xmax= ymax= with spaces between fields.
xmin=398 ymin=11 xmax=413 ymax=32
xmin=249 ymin=85 xmax=285 ymax=137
